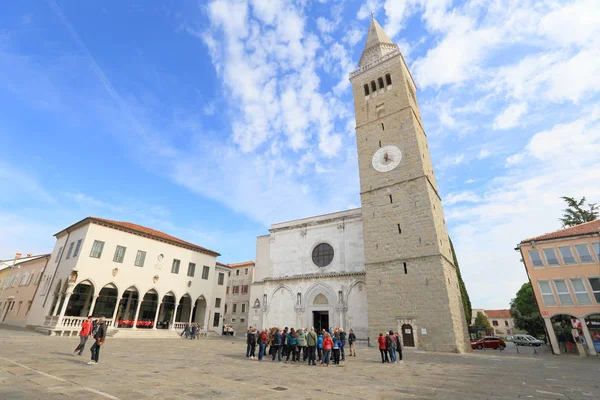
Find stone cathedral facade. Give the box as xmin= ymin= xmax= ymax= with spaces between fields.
xmin=249 ymin=18 xmax=470 ymax=352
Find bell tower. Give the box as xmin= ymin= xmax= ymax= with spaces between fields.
xmin=350 ymin=18 xmax=470 ymax=352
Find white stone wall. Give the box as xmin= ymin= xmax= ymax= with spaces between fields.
xmin=28 ymin=220 xmax=222 ymax=332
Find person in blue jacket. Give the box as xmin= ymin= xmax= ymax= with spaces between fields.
xmin=317 ymin=332 xmax=324 ymax=364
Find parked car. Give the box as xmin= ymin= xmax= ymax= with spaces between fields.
xmin=512 ymin=334 xmax=544 ymax=347
xmin=471 ymin=336 xmax=506 ymax=350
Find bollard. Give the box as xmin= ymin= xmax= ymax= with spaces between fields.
xmin=367 ymin=337 xmax=371 ymax=347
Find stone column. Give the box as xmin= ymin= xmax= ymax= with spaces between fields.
xmin=544 ymin=317 xmax=560 ymax=355
xmin=580 ymin=321 xmax=597 ymax=356
xmin=82 ymin=293 xmax=92 ymax=316
xmin=132 ymin=300 xmax=143 ymax=329
xmin=88 ymin=296 xmax=99 ymax=317
xmin=110 ymin=297 xmax=122 ymax=328
xmin=203 ymin=308 xmax=211 ymax=332
xmin=57 ymin=292 xmax=72 ymax=326
xmin=152 ymin=302 xmax=160 ymax=329
xmin=171 ymin=302 xmax=180 ymax=330
xmin=51 ymin=295 xmax=63 ymax=316
xmin=188 ymin=305 xmax=194 ymax=324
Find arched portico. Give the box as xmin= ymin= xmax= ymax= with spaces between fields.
xmin=64 ymin=280 xmax=95 ymax=317
xmin=157 ymin=291 xmax=177 ymax=329
xmin=192 ymin=296 xmax=207 ymax=329
xmin=176 ymin=294 xmax=193 ymax=324
xmin=116 ymin=286 xmax=139 ymax=328
xmin=550 ymin=314 xmax=580 ymax=355
xmin=92 ymin=283 xmax=119 ymax=319
xmin=136 ymin=289 xmax=159 ymax=329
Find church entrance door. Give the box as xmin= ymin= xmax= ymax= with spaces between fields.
xmin=402 ymin=324 xmax=415 ymax=347
xmin=313 ymin=311 xmax=329 ymax=333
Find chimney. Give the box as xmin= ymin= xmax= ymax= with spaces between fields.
xmin=15 ymin=252 xmax=22 ymax=259
xmin=26 ymin=254 xmax=32 ymax=257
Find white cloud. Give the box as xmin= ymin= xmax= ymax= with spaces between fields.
xmin=444 ymin=191 xmax=481 ymax=205
xmin=477 ymin=149 xmax=490 ymax=160
xmin=493 ymin=102 xmax=528 ymax=130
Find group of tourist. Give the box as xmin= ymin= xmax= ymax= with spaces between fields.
xmin=377 ymin=331 xmax=404 ymax=364
xmin=179 ymin=323 xmax=202 ymax=339
xmin=244 ymin=326 xmax=363 ymax=367
xmin=73 ymin=315 xmax=107 ymax=365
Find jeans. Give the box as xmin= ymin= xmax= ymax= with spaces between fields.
xmin=258 ymin=343 xmax=265 ymax=360
xmin=286 ymin=345 xmax=296 ymax=361
xmin=397 ymin=347 xmax=403 ymax=361
xmin=307 ymin=345 xmax=316 ymax=364
xmin=74 ymin=335 xmax=88 ymax=355
xmin=322 ymin=349 xmax=331 ymax=365
xmin=317 ymin=347 xmax=322 ymax=361
xmin=333 ymin=348 xmax=340 ymax=364
xmin=90 ymin=341 xmax=101 ymax=363
xmin=246 ymin=343 xmax=251 ymax=357
xmin=379 ymin=349 xmax=389 ymax=363
xmin=250 ymin=344 xmax=256 ymax=358
xmin=272 ymin=344 xmax=282 ymax=362
xmin=300 ymin=346 xmax=306 ymax=361
xmin=389 ymin=346 xmax=397 ymax=362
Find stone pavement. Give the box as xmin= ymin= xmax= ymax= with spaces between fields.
xmin=0 ymin=327 xmax=598 ymax=400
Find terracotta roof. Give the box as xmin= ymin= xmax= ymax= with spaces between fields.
xmin=228 ymin=261 xmax=255 ymax=268
xmin=56 ymin=217 xmax=220 ymax=257
xmin=521 ymin=220 xmax=600 ymax=243
xmin=485 ymin=310 xmax=511 ymax=319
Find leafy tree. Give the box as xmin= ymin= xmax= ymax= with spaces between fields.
xmin=473 ymin=312 xmax=491 ymax=330
xmin=559 ymin=196 xmax=598 ymax=227
xmin=449 ymin=238 xmax=472 ymax=326
xmin=509 ymin=283 xmax=545 ymax=339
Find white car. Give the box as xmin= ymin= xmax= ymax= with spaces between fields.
xmin=512 ymin=334 xmax=544 ymax=347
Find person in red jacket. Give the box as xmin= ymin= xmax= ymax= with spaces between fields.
xmin=321 ymin=332 xmax=333 ymax=367
xmin=73 ymin=316 xmax=93 ymax=356
xmin=378 ymin=333 xmax=389 ymax=363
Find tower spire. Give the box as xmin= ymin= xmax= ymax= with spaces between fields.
xmin=358 ymin=18 xmax=398 ymax=68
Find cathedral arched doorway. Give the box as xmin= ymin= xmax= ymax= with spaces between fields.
xmin=402 ymin=324 xmax=415 ymax=347
xmin=312 ymin=293 xmax=330 ymax=333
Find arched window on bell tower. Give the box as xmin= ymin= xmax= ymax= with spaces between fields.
xmin=363 ymin=84 xmax=369 ymax=96
xmin=378 ymin=77 xmax=384 ymax=89
xmin=370 ymin=81 xmax=377 ymax=92
xmin=385 ymin=73 xmax=392 ymax=86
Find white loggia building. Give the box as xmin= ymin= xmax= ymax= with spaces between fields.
xmin=248 ymin=209 xmax=369 ymax=338
xmin=28 ymin=217 xmax=230 ymax=336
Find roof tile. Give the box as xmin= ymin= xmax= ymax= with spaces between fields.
xmin=521 ymin=220 xmax=600 ymax=243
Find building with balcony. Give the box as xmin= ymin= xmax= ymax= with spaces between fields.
xmin=27 ymin=217 xmax=227 ymax=336
xmin=223 ymin=261 xmax=255 ymax=334
xmin=471 ymin=309 xmax=515 ymax=337
xmin=517 ymin=220 xmax=600 ymax=356
xmin=0 ymin=254 xmax=50 ymax=327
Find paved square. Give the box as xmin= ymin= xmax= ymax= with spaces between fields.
xmin=0 ymin=327 xmax=598 ymax=399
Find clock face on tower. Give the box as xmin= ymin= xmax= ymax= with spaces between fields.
xmin=372 ymin=145 xmax=402 ymax=172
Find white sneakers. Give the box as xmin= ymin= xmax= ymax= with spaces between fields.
xmin=87 ymin=361 xmax=97 ymax=365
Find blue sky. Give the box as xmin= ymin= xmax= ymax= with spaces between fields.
xmin=1 ymin=0 xmax=599 ymax=309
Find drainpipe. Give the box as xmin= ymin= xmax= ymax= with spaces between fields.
xmin=29 ymin=255 xmax=51 ymax=306
xmin=43 ymin=231 xmax=71 ymax=308
xmin=516 ymin=244 xmax=554 ymax=354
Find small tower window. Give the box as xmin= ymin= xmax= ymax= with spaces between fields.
xmin=385 ymin=74 xmax=392 ymax=85
xmin=371 ymin=81 xmax=377 ymax=92
xmin=397 ymin=224 xmax=402 ymax=234
xmin=403 ymin=262 xmax=407 ymax=274
xmin=363 ymin=84 xmax=369 ymax=96
xmin=378 ymin=77 xmax=384 ymax=89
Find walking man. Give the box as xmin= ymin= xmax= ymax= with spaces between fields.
xmin=339 ymin=329 xmax=347 ymax=361
xmin=88 ymin=317 xmax=106 ymax=365
xmin=348 ymin=329 xmax=356 ymax=356
xmin=73 ymin=316 xmax=92 ymax=356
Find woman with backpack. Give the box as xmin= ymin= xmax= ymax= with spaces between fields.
xmin=332 ymin=332 xmax=341 ymax=365
xmin=258 ymin=329 xmax=268 ymax=361
xmin=387 ymin=331 xmax=397 ymax=363
xmin=296 ymin=328 xmax=307 ymax=362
